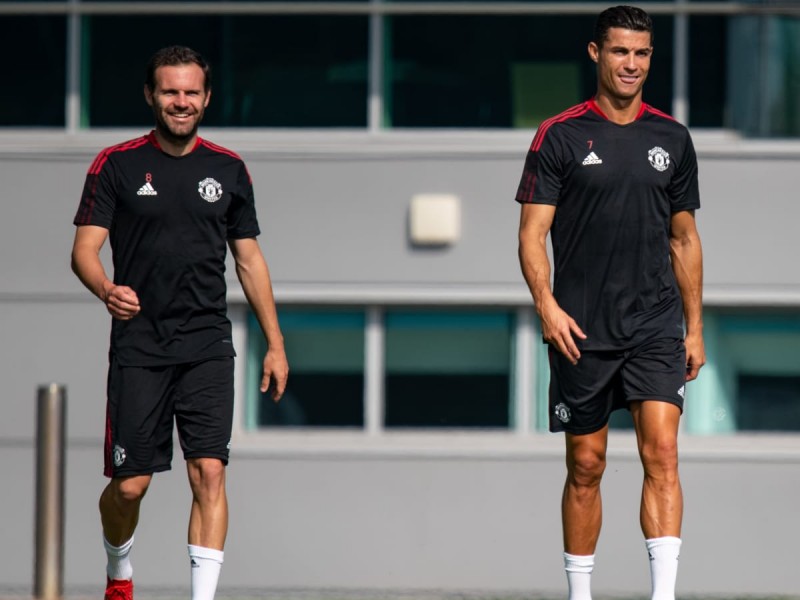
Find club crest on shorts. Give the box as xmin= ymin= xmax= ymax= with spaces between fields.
xmin=648 ymin=146 xmax=670 ymax=172
xmin=554 ymin=402 xmax=572 ymax=423
xmin=198 ymin=177 xmax=223 ymax=202
xmin=113 ymin=444 xmax=127 ymax=467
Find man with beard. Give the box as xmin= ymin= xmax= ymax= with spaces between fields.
xmin=516 ymin=6 xmax=704 ymax=600
xmin=71 ymin=46 xmax=289 ymax=600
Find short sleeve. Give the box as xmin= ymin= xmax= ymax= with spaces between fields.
xmin=515 ymin=127 xmax=563 ymax=206
xmin=668 ymin=131 xmax=701 ymax=213
xmin=226 ymin=161 xmax=261 ymax=239
xmin=73 ymin=153 xmax=117 ymax=228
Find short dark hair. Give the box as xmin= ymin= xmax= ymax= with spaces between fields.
xmin=594 ymin=5 xmax=653 ymax=48
xmin=145 ymin=46 xmax=211 ymax=92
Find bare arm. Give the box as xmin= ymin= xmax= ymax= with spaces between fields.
xmin=71 ymin=225 xmax=140 ymax=320
xmin=518 ymin=203 xmax=586 ymax=364
xmin=228 ymin=237 xmax=289 ymax=401
xmin=670 ymin=210 xmax=705 ymax=381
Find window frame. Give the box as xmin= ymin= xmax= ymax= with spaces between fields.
xmin=236 ymin=303 xmax=540 ymax=436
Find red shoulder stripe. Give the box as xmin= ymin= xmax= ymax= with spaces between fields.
xmin=643 ymin=103 xmax=675 ymax=121
xmin=530 ymin=102 xmax=591 ymax=152
xmin=199 ymin=138 xmax=243 ymax=161
xmin=199 ymin=139 xmax=252 ymax=184
xmin=87 ymin=135 xmax=150 ymax=176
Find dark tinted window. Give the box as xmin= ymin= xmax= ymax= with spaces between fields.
xmin=88 ymin=15 xmax=367 ymax=127
xmin=0 ymin=17 xmax=66 ymax=126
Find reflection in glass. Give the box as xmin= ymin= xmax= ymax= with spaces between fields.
xmin=384 ymin=311 xmax=513 ymax=428
xmin=247 ymin=309 xmax=365 ymax=428
xmin=387 ymin=15 xmax=673 ymax=128
xmin=87 ymin=15 xmax=367 ymax=127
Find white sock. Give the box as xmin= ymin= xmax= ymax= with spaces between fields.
xmin=564 ymin=552 xmax=594 ymax=600
xmin=104 ymin=535 xmax=134 ymax=581
xmin=188 ymin=545 xmax=224 ymax=600
xmin=646 ymin=536 xmax=682 ymax=600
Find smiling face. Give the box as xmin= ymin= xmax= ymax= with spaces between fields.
xmin=144 ymin=63 xmax=210 ymax=154
xmin=589 ymin=27 xmax=652 ymax=107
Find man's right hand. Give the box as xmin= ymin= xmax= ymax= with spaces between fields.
xmin=538 ymin=298 xmax=586 ymax=365
xmin=102 ymin=282 xmax=141 ymax=320
xmin=518 ymin=203 xmax=587 ymax=365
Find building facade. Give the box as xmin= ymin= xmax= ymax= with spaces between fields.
xmin=2 ymin=2 xmax=800 ymax=597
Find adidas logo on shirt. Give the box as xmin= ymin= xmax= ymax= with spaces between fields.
xmin=582 ymin=151 xmax=603 ymax=166
xmin=136 ymin=182 xmax=158 ymax=196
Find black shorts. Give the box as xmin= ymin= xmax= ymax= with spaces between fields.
xmin=104 ymin=356 xmax=234 ymax=478
xmin=548 ymin=338 xmax=686 ymax=435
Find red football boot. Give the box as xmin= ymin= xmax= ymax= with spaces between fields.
xmin=104 ymin=577 xmax=133 ymax=600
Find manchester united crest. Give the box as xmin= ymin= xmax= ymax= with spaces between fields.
xmin=648 ymin=146 xmax=670 ymax=172
xmin=198 ymin=177 xmax=223 ymax=202
xmin=113 ymin=444 xmax=127 ymax=467
xmin=554 ymin=403 xmax=572 ymax=423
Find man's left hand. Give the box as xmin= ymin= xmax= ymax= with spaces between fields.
xmin=261 ymin=347 xmax=289 ymax=401
xmin=684 ymin=332 xmax=705 ymax=381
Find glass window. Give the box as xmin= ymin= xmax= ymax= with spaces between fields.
xmin=221 ymin=16 xmax=368 ymax=127
xmin=384 ymin=310 xmax=513 ymax=428
xmin=246 ymin=309 xmax=365 ymax=428
xmin=686 ymin=310 xmax=800 ymax=434
xmin=727 ymin=15 xmax=800 ymax=137
xmin=0 ymin=16 xmax=66 ymax=126
xmin=86 ymin=16 xmax=217 ymax=127
xmin=87 ymin=15 xmax=367 ymax=127
xmin=387 ymin=14 xmax=673 ymax=128
xmin=737 ymin=375 xmax=800 ymax=431
xmin=688 ymin=15 xmax=727 ymax=128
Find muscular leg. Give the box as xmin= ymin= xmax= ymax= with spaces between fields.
xmin=561 ymin=426 xmax=608 ymax=600
xmin=630 ymin=401 xmax=682 ymax=538
xmin=631 ymin=400 xmax=683 ymax=600
xmin=100 ymin=475 xmax=151 ymax=588
xmin=186 ymin=458 xmax=227 ymax=600
xmin=563 ymin=426 xmax=609 ymax=554
xmin=186 ymin=457 xmax=228 ymax=549
xmin=100 ymin=475 xmax=152 ymax=546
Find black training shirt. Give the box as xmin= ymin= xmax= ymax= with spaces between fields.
xmin=516 ymin=99 xmax=701 ymax=350
xmin=74 ymin=131 xmax=260 ymax=366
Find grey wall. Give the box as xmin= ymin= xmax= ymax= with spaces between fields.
xmin=3 ymin=131 xmax=800 ymax=300
xmin=3 ymin=443 xmax=800 ymax=597
xmin=2 ymin=131 xmax=800 ymax=598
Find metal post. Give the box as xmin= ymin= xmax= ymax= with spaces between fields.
xmin=672 ymin=0 xmax=690 ymax=125
xmin=34 ymin=384 xmax=67 ymax=600
xmin=364 ymin=306 xmax=385 ymax=435
xmin=65 ymin=0 xmax=81 ymax=133
xmin=513 ymin=306 xmax=536 ymax=435
xmin=367 ymin=0 xmax=385 ymax=132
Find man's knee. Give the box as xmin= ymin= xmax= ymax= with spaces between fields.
xmin=187 ymin=458 xmax=227 ymax=497
xmin=103 ymin=475 xmax=151 ymax=507
xmin=568 ymin=446 xmax=607 ymax=487
xmin=640 ymin=436 xmax=679 ymax=477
